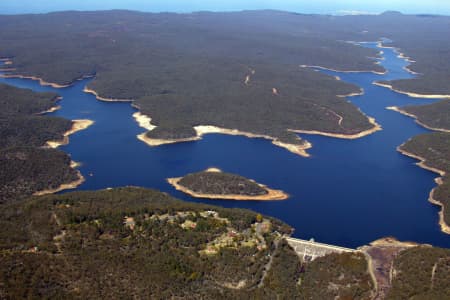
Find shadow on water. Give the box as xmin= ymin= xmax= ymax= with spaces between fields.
xmin=1 ymin=41 xmax=449 ymax=248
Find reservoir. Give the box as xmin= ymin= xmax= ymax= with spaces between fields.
xmin=1 ymin=42 xmax=449 ymax=249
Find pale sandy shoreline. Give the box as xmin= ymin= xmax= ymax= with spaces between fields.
xmin=46 ymin=119 xmax=94 ymax=148
xmin=0 ymin=74 xmax=70 ymax=88
xmin=397 ymin=146 xmax=446 ymax=177
xmin=377 ymin=42 xmax=419 ymax=74
xmin=374 ymin=82 xmax=450 ymax=99
xmin=386 ymin=106 xmax=450 ymax=133
xmin=3 ymin=59 xmax=381 ymax=158
xmin=136 ymin=123 xmax=312 ymax=157
xmin=391 ymin=111 xmax=450 ymax=234
xmin=132 ymin=112 xmax=156 ymax=131
xmin=38 ymin=105 xmax=62 ymax=115
xmin=83 ymin=87 xmax=134 ymax=102
xmin=167 ymin=169 xmax=289 ymax=201
xmin=397 ymin=52 xmax=416 ymax=63
xmin=0 ymin=58 xmax=13 ymax=68
xmin=1 ymin=72 xmax=311 ymax=157
xmin=34 ymin=120 xmax=94 ymax=196
xmin=300 ymin=64 xmax=387 ymax=75
xmin=428 ymin=179 xmax=450 ymax=235
xmin=347 ymin=40 xmax=418 ymax=77
xmin=138 ymin=133 xmax=201 ymax=147
xmin=0 ymin=58 xmax=95 ymax=88
xmin=36 ymin=96 xmax=63 ymax=115
xmin=365 ymin=237 xmax=419 ymax=248
xmin=402 ymin=65 xmax=420 ymax=75
xmin=134 ymin=111 xmax=382 ymax=156
xmin=0 ymin=63 xmax=91 ymax=197
xmin=290 ymin=117 xmax=382 ymax=139
xmin=0 ymin=68 xmax=16 ymax=72
xmin=337 ymin=88 xmax=364 ymax=98
xmin=354 ymin=39 xmax=420 ymax=79
xmin=397 ymin=146 xmax=449 ymax=234
xmin=375 ymin=41 xmax=450 ymax=97
xmin=33 ymin=161 xmax=85 ymax=196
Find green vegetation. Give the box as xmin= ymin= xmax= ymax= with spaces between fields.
xmin=1 ymin=10 xmax=450 ymax=298
xmin=1 ymin=11 xmax=449 ymax=144
xmin=298 ymin=252 xmax=374 ymax=299
xmin=0 ymin=187 xmax=292 ymax=298
xmin=146 ymin=124 xmax=197 ymax=141
xmin=0 ymin=147 xmax=79 ymax=204
xmin=0 ymin=83 xmax=58 ymax=115
xmin=257 ymin=239 xmax=303 ymax=298
xmin=344 ymin=12 xmax=450 ymax=95
xmin=177 ymin=170 xmax=268 ymax=196
xmin=0 ymin=83 xmax=77 ymax=203
xmin=400 ymin=132 xmax=450 ymax=225
xmin=135 ymin=63 xmax=372 ymax=144
xmin=401 ymin=133 xmax=450 ymax=172
xmin=1 ymin=187 xmax=449 ymax=299
xmin=402 ymin=100 xmax=450 ymax=131
xmin=387 ymin=246 xmax=450 ymax=299
xmin=0 ymin=83 xmax=71 ymax=148
xmin=0 ymin=10 xmax=392 ymax=145
xmin=394 ymin=93 xmax=450 ymax=230
xmin=0 ymin=116 xmax=72 ymax=149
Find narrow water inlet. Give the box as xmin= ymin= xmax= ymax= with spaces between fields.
xmin=0 ymin=42 xmax=448 ymax=249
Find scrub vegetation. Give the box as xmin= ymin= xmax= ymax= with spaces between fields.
xmin=387 ymin=246 xmax=450 ymax=299
xmin=1 ymin=187 xmax=448 ymax=299
xmin=396 ymin=95 xmax=450 ymax=230
xmin=177 ymin=170 xmax=269 ymax=196
xmin=0 ymin=83 xmax=77 ymax=203
xmin=1 ymin=10 xmax=450 ymax=299
xmin=0 ymin=10 xmax=390 ymax=145
xmin=0 ymin=11 xmax=448 ymax=145
xmin=401 ymin=100 xmax=450 ymax=131
xmin=400 ymin=132 xmax=450 ymax=226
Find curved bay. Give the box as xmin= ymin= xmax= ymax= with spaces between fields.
xmin=1 ymin=42 xmax=448 ymax=248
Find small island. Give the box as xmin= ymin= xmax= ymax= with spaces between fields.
xmin=168 ymin=168 xmax=288 ymax=201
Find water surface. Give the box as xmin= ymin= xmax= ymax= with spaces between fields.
xmin=1 ymin=42 xmax=449 ymax=248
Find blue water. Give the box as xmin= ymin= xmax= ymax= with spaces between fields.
xmin=1 ymin=43 xmax=449 ymax=249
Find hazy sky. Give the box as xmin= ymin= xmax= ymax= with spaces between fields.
xmin=0 ymin=0 xmax=449 ymax=15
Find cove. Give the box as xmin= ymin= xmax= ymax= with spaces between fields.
xmin=1 ymin=42 xmax=449 ymax=249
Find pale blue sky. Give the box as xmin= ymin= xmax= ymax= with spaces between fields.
xmin=0 ymin=0 xmax=449 ymax=15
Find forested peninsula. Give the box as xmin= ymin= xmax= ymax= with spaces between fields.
xmin=0 ymin=10 xmax=389 ymax=154
xmin=0 ymin=12 xmax=447 ymax=147
xmin=387 ymin=98 xmax=450 ymax=233
xmin=1 ymin=10 xmax=450 ymax=298
xmin=391 ymin=100 xmax=450 ymax=132
xmin=0 ymin=83 xmax=88 ymax=203
xmin=0 ymin=187 xmax=449 ymax=299
xmin=399 ymin=132 xmax=450 ymax=233
xmin=1 ymin=11 xmax=448 ymax=153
